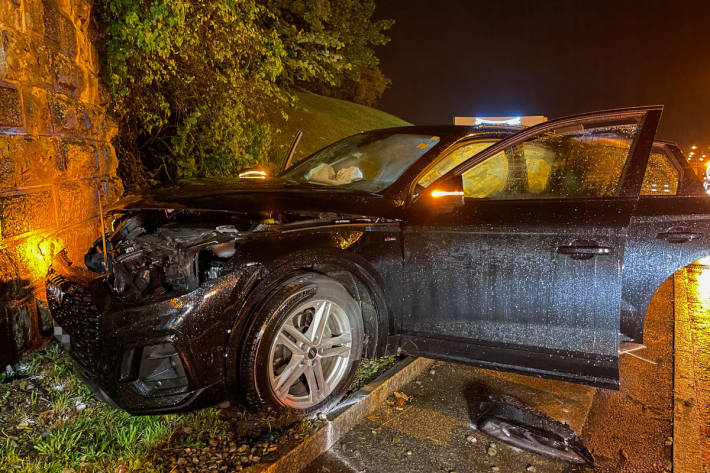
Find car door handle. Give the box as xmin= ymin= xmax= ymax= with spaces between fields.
xmin=556 ymin=244 xmax=612 ymax=259
xmin=656 ymin=230 xmax=703 ymax=244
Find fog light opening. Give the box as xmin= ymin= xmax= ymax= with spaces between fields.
xmin=135 ymin=343 xmax=188 ymax=396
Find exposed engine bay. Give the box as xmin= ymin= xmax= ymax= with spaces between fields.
xmin=85 ymin=211 xmax=247 ymax=301
xmin=83 ymin=208 xmax=379 ymax=302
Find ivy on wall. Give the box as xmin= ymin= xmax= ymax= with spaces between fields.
xmin=97 ymin=0 xmax=392 ymax=190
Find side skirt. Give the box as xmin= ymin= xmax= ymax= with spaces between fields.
xmin=398 ymin=334 xmax=619 ymax=390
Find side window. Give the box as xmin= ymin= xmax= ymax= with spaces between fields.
xmin=459 ymin=119 xmax=640 ymax=199
xmin=640 ymin=150 xmax=679 ymax=196
xmin=417 ymin=140 xmax=499 ymax=188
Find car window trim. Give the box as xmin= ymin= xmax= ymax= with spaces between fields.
xmin=415 ymin=106 xmax=663 ymax=203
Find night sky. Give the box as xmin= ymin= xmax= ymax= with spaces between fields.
xmin=374 ymin=0 xmax=710 ymax=148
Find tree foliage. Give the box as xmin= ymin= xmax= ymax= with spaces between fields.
xmin=97 ymin=0 xmax=392 ymax=190
xmin=267 ymin=0 xmax=393 ymax=104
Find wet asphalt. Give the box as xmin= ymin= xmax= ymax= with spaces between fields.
xmin=302 ymin=276 xmax=678 ymax=473
xmin=679 ymin=264 xmax=710 ymax=466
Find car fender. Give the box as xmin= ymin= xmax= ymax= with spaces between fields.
xmin=622 ymin=210 xmax=710 ymax=343
xmin=222 ymin=245 xmax=392 ymax=399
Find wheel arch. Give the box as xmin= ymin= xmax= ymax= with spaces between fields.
xmin=622 ymin=251 xmax=710 ymax=344
xmin=223 ymin=248 xmax=391 ymax=399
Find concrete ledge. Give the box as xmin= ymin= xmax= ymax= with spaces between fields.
xmin=673 ymin=270 xmax=704 ymax=473
xmin=245 ymin=356 xmax=435 ymax=473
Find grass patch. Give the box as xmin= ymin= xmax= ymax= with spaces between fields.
xmin=0 ymin=343 xmax=306 ymax=473
xmin=1 ymin=343 xmax=401 ymax=472
xmin=348 ymin=355 xmax=401 ymax=394
xmin=1 ymin=345 xmax=188 ymax=472
xmin=268 ymin=91 xmax=412 ymax=168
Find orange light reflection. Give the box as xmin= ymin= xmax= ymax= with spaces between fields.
xmin=238 ymin=170 xmax=267 ymax=179
xmin=431 ymin=190 xmax=464 ymax=198
xmin=17 ymin=235 xmax=64 ymax=280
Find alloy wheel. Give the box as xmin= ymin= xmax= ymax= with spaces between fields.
xmin=267 ymin=298 xmax=354 ymax=409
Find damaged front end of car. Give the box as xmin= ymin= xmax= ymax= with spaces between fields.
xmin=89 ymin=211 xmax=247 ymax=301
xmin=45 ymin=209 xmax=267 ymax=414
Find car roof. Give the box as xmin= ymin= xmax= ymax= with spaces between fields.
xmin=365 ymin=125 xmax=522 ymax=141
xmin=376 ymin=125 xmax=683 ymax=150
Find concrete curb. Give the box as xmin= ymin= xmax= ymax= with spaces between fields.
xmin=673 ymin=270 xmax=704 ymax=473
xmin=245 ymin=356 xmax=435 ymax=473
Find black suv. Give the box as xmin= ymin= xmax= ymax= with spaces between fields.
xmin=47 ymin=106 xmax=709 ymax=416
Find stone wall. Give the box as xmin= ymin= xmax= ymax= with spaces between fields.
xmin=0 ymin=0 xmax=122 ymax=367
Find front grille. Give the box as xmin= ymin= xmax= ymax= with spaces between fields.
xmin=47 ymin=272 xmax=102 ymax=369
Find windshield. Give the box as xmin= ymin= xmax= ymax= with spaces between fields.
xmin=283 ymin=132 xmax=440 ymax=193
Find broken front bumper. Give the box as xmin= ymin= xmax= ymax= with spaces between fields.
xmin=46 ymin=252 xmax=260 ymax=414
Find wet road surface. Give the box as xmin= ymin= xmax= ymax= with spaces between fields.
xmin=303 ymin=276 xmax=679 ymax=473
xmin=677 ymin=263 xmax=710 ymax=469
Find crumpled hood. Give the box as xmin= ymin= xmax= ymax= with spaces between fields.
xmin=109 ymin=178 xmax=399 ymax=219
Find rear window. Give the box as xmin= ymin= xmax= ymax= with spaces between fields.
xmin=641 ymin=151 xmax=679 ymax=196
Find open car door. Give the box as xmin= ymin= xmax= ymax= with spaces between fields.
xmin=401 ymin=106 xmax=662 ymax=389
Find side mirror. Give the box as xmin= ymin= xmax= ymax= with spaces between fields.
xmin=420 ymin=174 xmax=465 ymax=213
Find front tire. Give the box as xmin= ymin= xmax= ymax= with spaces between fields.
xmin=240 ymin=273 xmax=364 ymax=415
